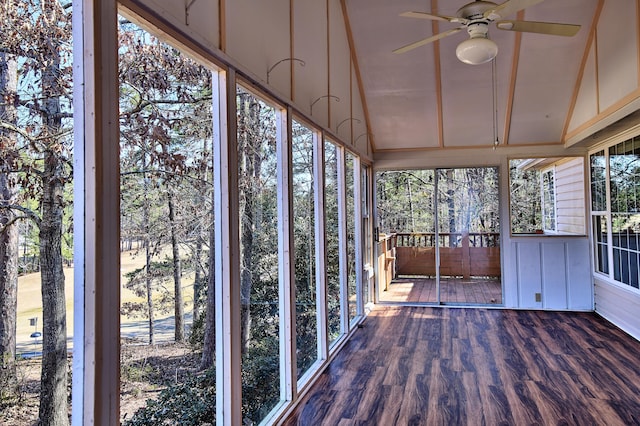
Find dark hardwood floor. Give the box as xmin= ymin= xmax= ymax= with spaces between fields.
xmin=380 ymin=277 xmax=502 ymax=305
xmin=282 ymin=307 xmax=640 ymax=425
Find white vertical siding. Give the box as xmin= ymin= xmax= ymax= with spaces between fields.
xmin=594 ymin=277 xmax=640 ymax=341
xmin=554 ymin=157 xmax=586 ymax=235
xmin=507 ymin=237 xmax=593 ymax=310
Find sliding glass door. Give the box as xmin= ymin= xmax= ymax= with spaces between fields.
xmin=377 ymin=167 xmax=501 ymax=305
xmin=435 ymin=168 xmax=501 ymax=304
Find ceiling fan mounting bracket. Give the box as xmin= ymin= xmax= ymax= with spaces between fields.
xmin=466 ymin=21 xmax=491 ymax=39
xmin=456 ymin=1 xmax=498 ymax=20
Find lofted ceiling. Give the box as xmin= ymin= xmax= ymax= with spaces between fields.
xmin=344 ymin=0 xmax=601 ymax=152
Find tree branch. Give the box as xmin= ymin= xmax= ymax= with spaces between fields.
xmin=120 ymin=95 xmax=213 ymax=117
xmin=0 ymin=215 xmax=28 ymax=235
xmin=120 ymin=168 xmax=213 ymax=187
xmin=0 ymin=203 xmax=41 ymax=228
xmin=0 ymin=120 xmax=73 ymax=144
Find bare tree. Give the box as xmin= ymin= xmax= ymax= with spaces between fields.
xmin=0 ymin=2 xmax=73 ymax=424
xmin=0 ymin=50 xmax=19 ymax=398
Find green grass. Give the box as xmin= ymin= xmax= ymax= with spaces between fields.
xmin=16 ymin=248 xmax=195 ymax=351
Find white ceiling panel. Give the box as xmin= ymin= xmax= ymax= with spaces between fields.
xmin=345 ymin=0 xmax=613 ymax=152
xmin=597 ymin=0 xmax=639 ymax=112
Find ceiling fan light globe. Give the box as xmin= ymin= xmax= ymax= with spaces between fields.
xmin=456 ymin=37 xmax=498 ymax=65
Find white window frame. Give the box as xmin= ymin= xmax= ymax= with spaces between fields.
xmin=589 ymin=139 xmax=640 ymax=295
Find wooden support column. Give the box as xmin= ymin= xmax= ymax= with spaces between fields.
xmin=71 ymin=0 xmax=120 ymax=423
xmin=315 ymin=132 xmax=328 ymax=361
xmin=462 ymin=233 xmax=470 ymax=280
xmin=215 ymin=68 xmax=242 ymax=426
xmin=278 ymin=106 xmax=296 ymax=402
xmin=336 ymin=146 xmax=348 ymax=335
xmin=353 ymin=157 xmax=364 ymax=317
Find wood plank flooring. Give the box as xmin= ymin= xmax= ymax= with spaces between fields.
xmin=282 ymin=307 xmax=640 ymax=425
xmin=380 ymin=277 xmax=502 ymax=304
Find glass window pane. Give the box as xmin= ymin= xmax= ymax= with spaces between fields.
xmin=611 ymin=212 xmax=640 ymax=288
xmin=292 ymin=120 xmax=319 ymax=379
xmin=609 ymin=142 xmax=640 ymax=213
xmin=542 ymin=169 xmax=556 ymax=232
xmin=376 ymin=170 xmax=435 ymax=234
xmin=6 ymin=2 xmax=74 ymax=422
xmin=324 ymin=141 xmax=342 ymax=344
xmin=593 ymin=215 xmax=609 ymax=274
xmin=237 ymin=86 xmax=280 ymax=423
xmin=608 ymin=139 xmax=640 ymax=289
xmin=362 ymin=166 xmax=372 ymax=305
xmin=590 ymin=150 xmax=607 ymax=212
xmin=509 ymin=160 xmax=542 ymax=233
xmin=345 ymin=153 xmax=357 ymax=325
xmin=118 ymin=21 xmax=216 ymax=423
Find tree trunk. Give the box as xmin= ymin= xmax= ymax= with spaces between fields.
xmin=38 ymin=156 xmax=68 ymax=426
xmin=193 ymin=238 xmax=203 ymax=322
xmin=238 ymin=94 xmax=259 ymax=355
xmin=167 ymin=190 xmax=184 ymax=342
xmin=407 ymin=177 xmax=415 ymax=232
xmin=446 ymin=169 xmax=456 ymax=247
xmin=199 ymin=207 xmax=215 ymax=370
xmin=145 ymin=235 xmax=154 ymax=345
xmin=38 ymin=11 xmax=69 ymax=422
xmin=140 ymin=151 xmax=155 ymax=345
xmin=192 ymin=137 xmax=210 ymax=323
xmin=0 ymin=52 xmax=19 ymax=396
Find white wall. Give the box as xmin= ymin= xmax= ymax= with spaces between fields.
xmin=594 ymin=277 xmax=640 ymax=340
xmin=504 ymin=237 xmax=593 ymax=310
xmin=554 ymin=157 xmax=586 ymax=235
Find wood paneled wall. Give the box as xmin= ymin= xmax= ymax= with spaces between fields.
xmin=504 ymin=238 xmax=593 ymax=310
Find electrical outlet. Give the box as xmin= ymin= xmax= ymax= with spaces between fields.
xmin=535 ymin=292 xmax=541 ymax=302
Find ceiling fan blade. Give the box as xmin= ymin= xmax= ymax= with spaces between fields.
xmin=393 ymin=28 xmax=463 ymax=54
xmin=400 ymin=11 xmax=465 ymax=24
xmin=496 ymin=20 xmax=580 ymax=36
xmin=484 ymin=0 xmax=544 ymax=20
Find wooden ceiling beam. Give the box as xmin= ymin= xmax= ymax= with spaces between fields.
xmin=502 ymin=10 xmax=525 ymax=146
xmin=432 ymin=0 xmax=444 ymax=148
xmin=561 ymin=0 xmax=604 ymax=143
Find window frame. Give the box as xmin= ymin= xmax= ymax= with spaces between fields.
xmin=74 ymin=3 xmax=371 ymax=424
xmin=589 ymin=139 xmax=640 ymax=294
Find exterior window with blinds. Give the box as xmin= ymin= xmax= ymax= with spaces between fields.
xmin=590 ymin=141 xmax=640 ymax=290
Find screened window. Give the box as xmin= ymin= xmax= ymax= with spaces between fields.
xmin=542 ymin=169 xmax=556 ymax=232
xmin=509 ymin=158 xmax=585 ymax=235
xmin=345 ymin=152 xmax=357 ymax=325
xmin=236 ymin=86 xmax=281 ymax=422
xmin=291 ymin=120 xmax=319 ymax=380
xmin=361 ymin=165 xmax=372 ymax=305
xmin=324 ymin=141 xmax=342 ymax=344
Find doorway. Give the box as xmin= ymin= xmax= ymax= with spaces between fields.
xmin=376 ymin=167 xmax=502 ymax=305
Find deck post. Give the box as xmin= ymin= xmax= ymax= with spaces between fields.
xmin=462 ymin=232 xmax=470 ymax=279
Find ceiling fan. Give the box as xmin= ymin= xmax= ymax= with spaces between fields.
xmin=393 ymin=0 xmax=580 ymax=65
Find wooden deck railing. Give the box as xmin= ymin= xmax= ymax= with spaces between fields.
xmin=379 ymin=232 xmax=500 ymax=285
xmin=395 ymin=232 xmax=500 ymax=248
xmin=377 ymin=233 xmax=396 ymax=292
